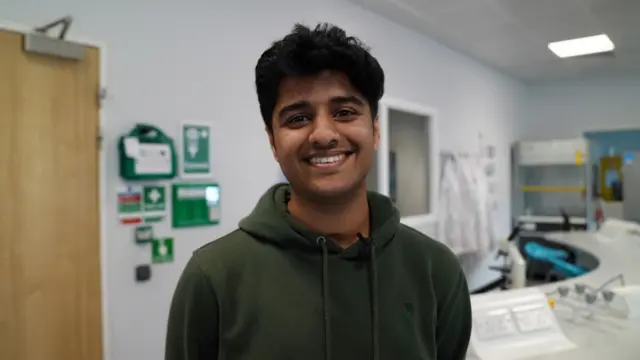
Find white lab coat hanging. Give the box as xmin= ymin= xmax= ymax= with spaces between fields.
xmin=438 ymin=157 xmax=467 ymax=253
xmin=437 ymin=153 xmax=496 ymax=255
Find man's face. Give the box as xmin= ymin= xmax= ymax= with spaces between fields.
xmin=268 ymin=70 xmax=379 ymax=198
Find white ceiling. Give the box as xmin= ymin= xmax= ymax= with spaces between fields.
xmin=347 ymin=0 xmax=640 ymax=83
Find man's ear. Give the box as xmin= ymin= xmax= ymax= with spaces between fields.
xmin=266 ymin=126 xmax=278 ymax=161
xmin=373 ymin=116 xmax=380 ymax=151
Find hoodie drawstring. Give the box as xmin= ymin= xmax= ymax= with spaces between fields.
xmin=369 ymin=240 xmax=379 ymax=360
xmin=316 ymin=236 xmax=379 ymax=360
xmin=317 ymin=237 xmax=332 ymax=360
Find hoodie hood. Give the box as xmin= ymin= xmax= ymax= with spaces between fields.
xmin=238 ymin=183 xmax=400 ymax=258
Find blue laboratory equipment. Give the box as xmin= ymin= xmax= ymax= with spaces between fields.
xmin=524 ymin=242 xmax=587 ymax=278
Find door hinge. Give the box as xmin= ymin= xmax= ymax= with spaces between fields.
xmin=97 ymin=128 xmax=104 ymax=150
xmin=98 ymin=87 xmax=107 ymax=108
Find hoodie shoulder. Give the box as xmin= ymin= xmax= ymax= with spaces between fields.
xmin=396 ymin=224 xmax=463 ymax=273
xmin=190 ymin=229 xmax=264 ymax=286
xmin=194 ymin=228 xmax=259 ymax=262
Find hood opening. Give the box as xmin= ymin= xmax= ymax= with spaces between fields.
xmin=238 ymin=183 xmax=400 ymax=256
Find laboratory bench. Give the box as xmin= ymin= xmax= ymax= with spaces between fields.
xmin=468 ymin=229 xmax=640 ymax=359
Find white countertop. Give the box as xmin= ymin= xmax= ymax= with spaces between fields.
xmin=517 ymin=215 xmax=587 ymax=225
xmin=494 ymin=231 xmax=640 ymax=360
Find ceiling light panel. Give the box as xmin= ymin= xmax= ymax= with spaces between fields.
xmin=548 ymin=34 xmax=615 ymax=58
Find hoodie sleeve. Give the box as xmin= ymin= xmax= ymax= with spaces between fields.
xmin=435 ymin=269 xmax=472 ymax=360
xmin=165 ymin=255 xmax=219 ymax=360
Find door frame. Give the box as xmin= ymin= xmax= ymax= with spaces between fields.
xmin=0 ymin=21 xmax=110 ymax=360
xmin=377 ymin=97 xmax=439 ymax=232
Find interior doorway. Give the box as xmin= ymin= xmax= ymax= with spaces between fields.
xmin=388 ymin=109 xmax=431 ymax=216
xmin=367 ymin=98 xmax=437 ymax=230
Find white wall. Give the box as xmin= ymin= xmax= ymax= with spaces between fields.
xmin=1 ymin=0 xmax=526 ymax=359
xmin=524 ymin=76 xmax=640 ymax=140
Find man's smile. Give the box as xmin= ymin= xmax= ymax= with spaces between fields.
xmin=305 ymin=151 xmax=355 ymax=170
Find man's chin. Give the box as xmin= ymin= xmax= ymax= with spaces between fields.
xmin=305 ymin=180 xmax=363 ymax=199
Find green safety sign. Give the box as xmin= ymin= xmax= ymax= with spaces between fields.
xmin=144 ymin=216 xmax=164 ymax=224
xmin=143 ymin=185 xmax=166 ymax=212
xmin=172 ymin=183 xmax=220 ymax=228
xmin=152 ymin=237 xmax=174 ymax=264
xmin=117 ymin=185 xmax=167 ymax=225
xmin=181 ymin=123 xmax=211 ymax=177
xmin=118 ymin=189 xmax=142 ymax=214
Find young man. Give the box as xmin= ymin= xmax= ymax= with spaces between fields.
xmin=166 ymin=23 xmax=472 ymax=360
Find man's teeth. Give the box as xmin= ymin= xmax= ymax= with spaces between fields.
xmin=310 ymin=154 xmax=346 ymax=165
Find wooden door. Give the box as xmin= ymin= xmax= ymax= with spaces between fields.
xmin=0 ymin=28 xmax=103 ymax=359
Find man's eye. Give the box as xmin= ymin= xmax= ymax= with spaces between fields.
xmin=287 ymin=115 xmax=310 ymax=125
xmin=335 ymin=109 xmax=356 ymax=118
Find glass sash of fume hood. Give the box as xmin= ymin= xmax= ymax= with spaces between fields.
xmin=512 ymin=138 xmax=593 ymax=231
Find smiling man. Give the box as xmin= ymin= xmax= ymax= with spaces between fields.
xmin=165 ymin=23 xmax=472 ymax=360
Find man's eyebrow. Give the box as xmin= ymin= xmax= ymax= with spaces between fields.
xmin=277 ymin=96 xmax=365 ymax=119
xmin=330 ymin=95 xmax=365 ymax=107
xmin=278 ymin=100 xmax=310 ymax=118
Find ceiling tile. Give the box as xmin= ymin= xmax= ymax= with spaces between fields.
xmin=416 ymin=2 xmax=516 ymax=42
xmin=585 ymin=0 xmax=640 ymax=37
xmin=492 ymin=0 xmax=603 ymax=42
xmin=466 ymin=32 xmax=549 ymax=66
xmin=492 ymin=0 xmax=586 ymax=23
xmin=397 ymin=0 xmax=484 ymax=13
xmin=585 ymin=0 xmax=640 ymax=17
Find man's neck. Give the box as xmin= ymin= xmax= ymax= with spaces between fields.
xmin=287 ymin=186 xmax=370 ymax=249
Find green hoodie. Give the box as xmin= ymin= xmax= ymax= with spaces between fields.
xmin=166 ymin=184 xmax=471 ymax=360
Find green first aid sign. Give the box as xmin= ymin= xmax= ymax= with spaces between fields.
xmin=143 ymin=185 xmax=166 ymax=212
xmin=152 ymin=237 xmax=174 ymax=264
xmin=181 ymin=123 xmax=211 ymax=177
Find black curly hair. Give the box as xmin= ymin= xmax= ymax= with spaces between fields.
xmin=255 ymin=22 xmax=385 ymax=131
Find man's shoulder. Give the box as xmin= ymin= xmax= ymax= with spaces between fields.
xmin=395 ymin=224 xmax=468 ymax=299
xmin=397 ymin=224 xmax=458 ymax=257
xmin=190 ymin=228 xmax=260 ymax=277
xmin=195 ymin=228 xmax=254 ymax=256
xmin=396 ymin=224 xmax=462 ymax=269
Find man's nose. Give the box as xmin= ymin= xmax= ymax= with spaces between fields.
xmin=308 ymin=113 xmax=338 ymax=148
